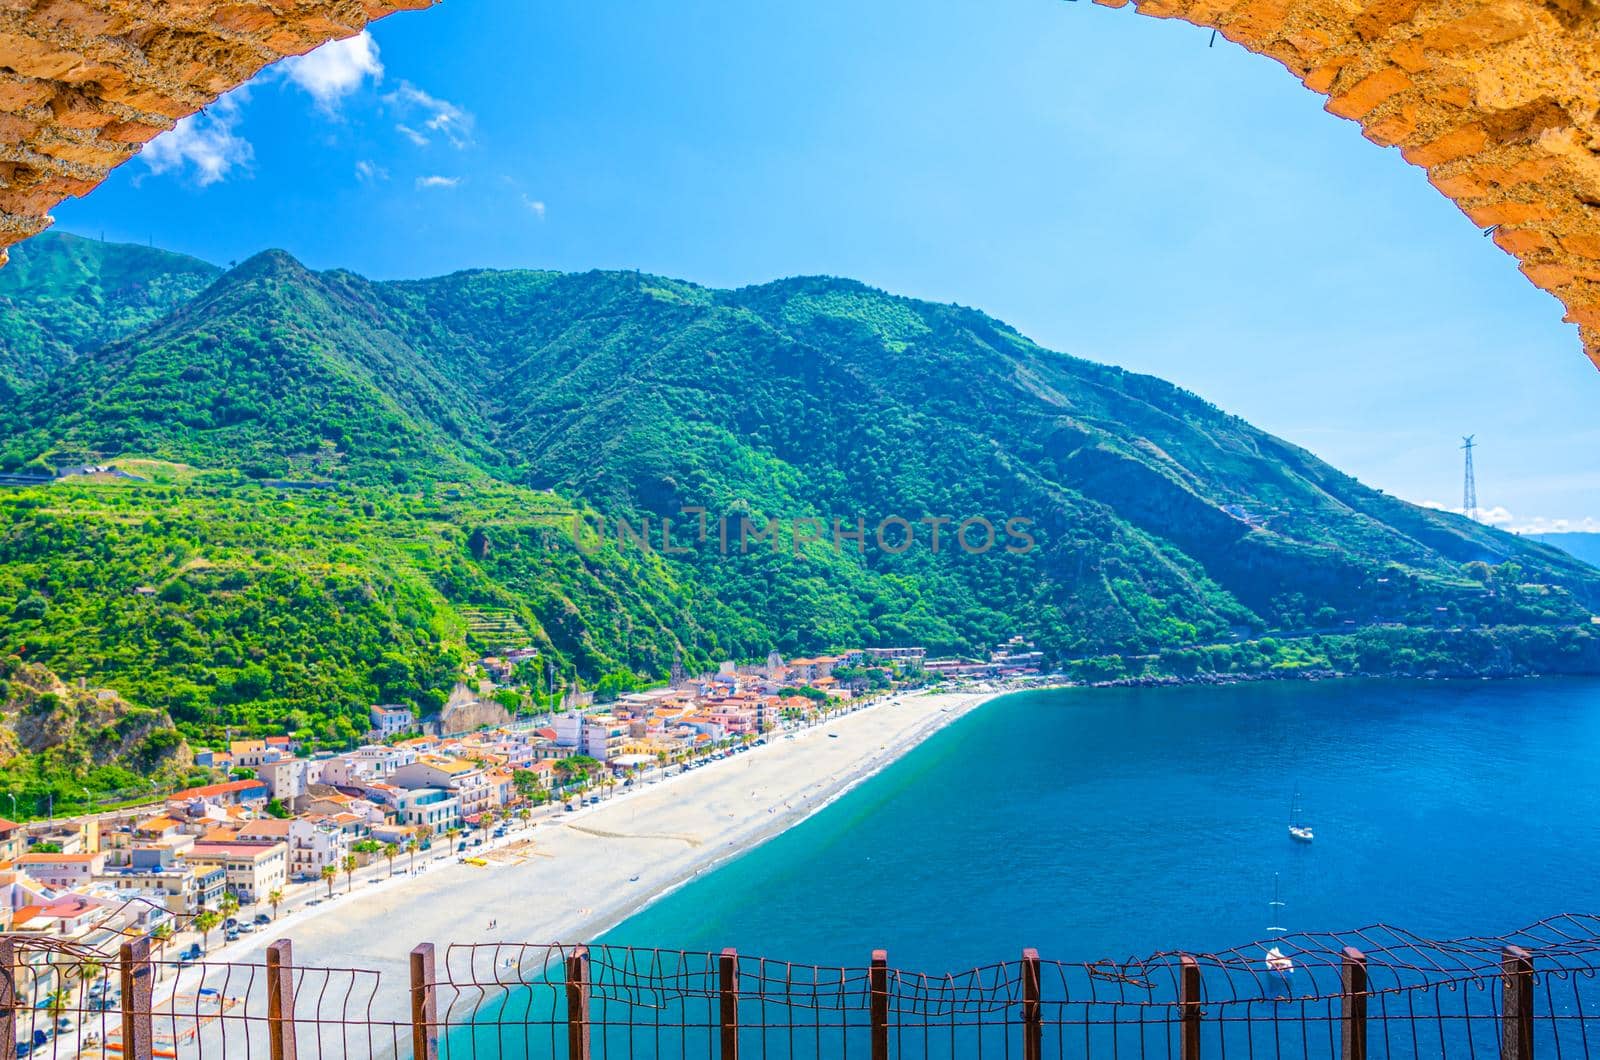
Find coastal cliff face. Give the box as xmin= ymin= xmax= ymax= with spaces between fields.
xmin=0 ymin=658 xmax=191 ymax=772
xmin=431 ymin=685 xmax=511 ymax=736
xmin=0 ymin=234 xmax=1596 ymax=757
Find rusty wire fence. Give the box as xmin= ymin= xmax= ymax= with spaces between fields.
xmin=2 ymin=915 xmax=1598 ymax=1059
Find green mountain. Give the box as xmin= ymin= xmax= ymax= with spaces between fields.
xmin=1 ymin=237 xmax=1598 ymax=809
xmin=0 ymin=231 xmax=221 ymax=388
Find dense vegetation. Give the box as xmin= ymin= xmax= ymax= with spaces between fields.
xmin=0 ymin=235 xmax=1597 ymax=805
xmin=0 ymin=232 xmax=219 ymax=389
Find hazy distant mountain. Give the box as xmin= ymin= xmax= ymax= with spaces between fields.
xmin=1528 ymin=532 xmax=1600 ymax=569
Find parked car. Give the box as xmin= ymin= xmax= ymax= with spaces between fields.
xmin=178 ymin=944 xmax=203 ymax=962
xmin=253 ymin=913 xmax=271 ymax=926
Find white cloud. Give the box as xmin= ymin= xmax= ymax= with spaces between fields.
xmin=142 ymin=92 xmax=253 ymax=186
xmin=385 ymin=81 xmax=475 ymax=148
xmin=280 ymin=31 xmax=383 ymax=112
xmin=1421 ymin=501 xmax=1599 ymax=536
xmin=416 ymin=175 xmax=461 ymax=189
xmin=1510 ymin=515 xmax=1600 ymax=536
xmin=521 ymin=194 xmax=546 ymax=219
xmin=355 ymin=160 xmax=389 ymax=183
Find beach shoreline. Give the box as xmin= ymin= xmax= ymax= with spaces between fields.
xmin=215 ymin=685 xmax=1021 ymax=1027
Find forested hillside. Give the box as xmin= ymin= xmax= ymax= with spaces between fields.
xmin=1 ymin=236 xmax=1598 ymax=805
xmin=0 ymin=232 xmax=219 ymax=389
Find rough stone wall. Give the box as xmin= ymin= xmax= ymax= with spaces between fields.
xmin=426 ymin=682 xmax=511 ymax=737
xmin=1 ymin=0 xmax=1597 ymax=368
xmin=0 ymin=0 xmax=427 ymax=251
xmin=1095 ymin=0 xmax=1600 ymax=368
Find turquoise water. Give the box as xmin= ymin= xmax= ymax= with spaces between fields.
xmin=602 ymin=678 xmax=1600 ymax=966
xmin=451 ymin=678 xmax=1600 ymax=1057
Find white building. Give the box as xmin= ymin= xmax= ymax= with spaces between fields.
xmin=581 ymin=715 xmax=627 ymax=763
xmin=392 ymin=788 xmax=460 ymax=833
xmin=287 ymin=817 xmax=351 ymax=881
xmin=370 ymin=704 xmax=417 ymax=739
xmin=258 ymin=758 xmax=309 ymax=804
xmin=317 ymin=745 xmax=419 ymax=786
xmin=551 ymin=713 xmax=584 ymax=747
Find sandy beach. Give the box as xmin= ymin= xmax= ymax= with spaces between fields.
xmin=209 ymin=687 xmax=1004 ymax=1031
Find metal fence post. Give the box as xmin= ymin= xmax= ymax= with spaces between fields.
xmin=1022 ymin=948 xmax=1042 ymax=1060
xmin=1501 ymin=946 xmax=1534 ymax=1060
xmin=409 ymin=943 xmax=437 ymax=1060
xmin=1341 ymin=947 xmax=1368 ymax=1060
xmin=566 ymin=945 xmax=591 ymax=1060
xmin=719 ymin=948 xmax=739 ymax=1060
xmin=1179 ymin=954 xmax=1201 ymax=1060
xmin=266 ymin=939 xmax=297 ymax=1060
xmin=0 ymin=936 xmax=15 ymax=1056
xmin=870 ymin=949 xmax=889 ymax=1060
xmin=119 ymin=934 xmax=154 ymax=1060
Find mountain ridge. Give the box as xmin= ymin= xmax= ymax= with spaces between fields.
xmin=0 ymin=237 xmax=1597 ymax=780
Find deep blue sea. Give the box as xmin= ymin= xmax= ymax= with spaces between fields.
xmin=451 ymin=678 xmax=1600 ymax=1057
xmin=602 ymin=677 xmax=1600 ymax=967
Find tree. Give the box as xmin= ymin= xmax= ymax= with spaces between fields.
xmin=267 ymin=888 xmax=284 ymax=921
xmin=553 ymin=754 xmax=599 ymax=791
xmin=405 ymin=837 xmax=419 ymax=872
xmin=320 ymin=864 xmax=336 ymax=898
xmin=193 ymin=909 xmax=220 ymax=951
xmin=45 ymin=987 xmax=71 ymax=1028
xmin=150 ymin=923 xmax=174 ymax=981
xmin=341 ymin=853 xmax=357 ymax=892
xmin=511 ymin=768 xmax=544 ymax=801
xmin=218 ymin=892 xmax=239 ymax=919
xmin=75 ymin=957 xmax=104 ymax=996
xmin=383 ymin=842 xmax=399 ymax=876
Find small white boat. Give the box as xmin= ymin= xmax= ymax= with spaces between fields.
xmin=1288 ymin=791 xmax=1314 ymax=843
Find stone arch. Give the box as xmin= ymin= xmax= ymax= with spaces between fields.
xmin=0 ymin=0 xmax=1596 ymax=367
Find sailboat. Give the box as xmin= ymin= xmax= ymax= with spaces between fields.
xmin=1287 ymin=790 xmax=1314 ymax=843
xmin=1263 ymin=873 xmax=1295 ymax=978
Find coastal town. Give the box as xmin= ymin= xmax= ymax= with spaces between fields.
xmin=0 ymin=641 xmax=1046 ymax=1030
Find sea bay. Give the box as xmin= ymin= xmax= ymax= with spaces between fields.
xmin=603 ymin=678 xmax=1600 ymax=968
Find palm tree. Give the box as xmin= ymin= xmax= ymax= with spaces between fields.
xmin=193 ymin=909 xmax=220 ymax=952
xmin=267 ymin=888 xmax=284 ymax=921
xmin=405 ymin=838 xmax=419 ymax=872
xmin=516 ymin=807 xmax=531 ymax=827
xmin=320 ymin=864 xmax=337 ymax=898
xmin=75 ymin=957 xmax=104 ymax=1006
xmin=150 ymin=923 xmax=174 ymax=981
xmin=383 ymin=842 xmax=399 ymax=876
xmin=44 ymin=987 xmax=71 ymax=1029
xmin=218 ymin=891 xmax=240 ymax=922
xmin=341 ymin=853 xmax=357 ymax=893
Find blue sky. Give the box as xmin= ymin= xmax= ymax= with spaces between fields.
xmin=53 ymin=0 xmax=1599 ymax=531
